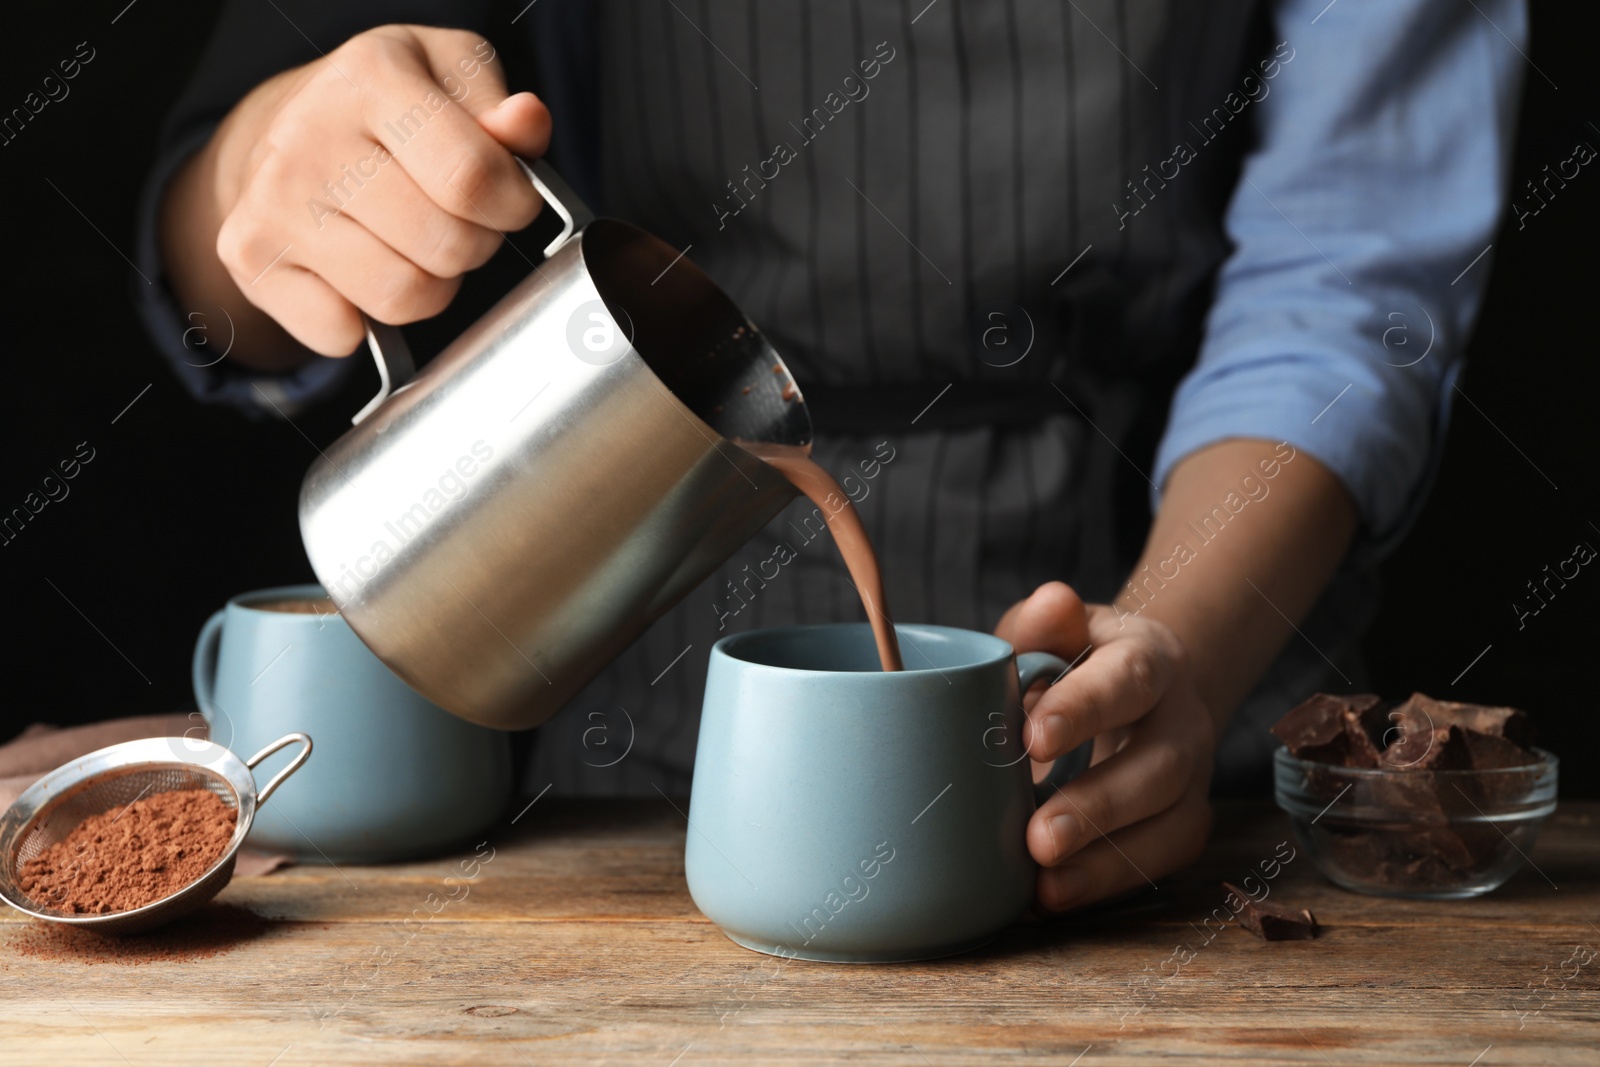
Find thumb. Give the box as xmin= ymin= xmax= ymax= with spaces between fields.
xmin=474 ymin=91 xmax=553 ymax=158
xmin=410 ymin=30 xmax=552 ymax=157
xmin=996 ymin=581 xmax=1091 ymax=663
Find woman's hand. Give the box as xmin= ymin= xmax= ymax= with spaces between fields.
xmin=995 ymin=581 xmax=1215 ymax=913
xmin=162 ymin=24 xmax=552 ymax=368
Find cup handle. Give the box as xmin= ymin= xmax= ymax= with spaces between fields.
xmin=192 ymin=608 xmax=227 ymax=725
xmin=246 ymin=732 xmax=314 ymax=807
xmin=1014 ymin=651 xmax=1096 ymax=806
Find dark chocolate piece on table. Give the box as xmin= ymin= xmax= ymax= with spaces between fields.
xmin=1223 ymin=882 xmax=1319 ymax=941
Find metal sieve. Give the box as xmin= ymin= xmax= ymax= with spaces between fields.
xmin=0 ymin=732 xmax=311 ymax=935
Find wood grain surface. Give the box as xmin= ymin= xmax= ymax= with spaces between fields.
xmin=2 ymin=798 xmax=1595 ymax=1066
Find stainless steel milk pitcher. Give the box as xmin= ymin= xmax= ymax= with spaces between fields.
xmin=299 ymin=161 xmax=811 ymax=730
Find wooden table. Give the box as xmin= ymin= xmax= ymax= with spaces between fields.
xmin=3 ymin=798 xmax=1595 ymax=1065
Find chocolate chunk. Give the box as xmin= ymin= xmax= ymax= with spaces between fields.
xmin=1273 ymin=691 xmax=1544 ymax=896
xmin=1223 ymin=882 xmax=1318 ymax=941
xmin=1377 ymin=701 xmax=1434 ymax=766
xmin=1323 ymin=789 xmax=1481 ymax=886
xmin=1339 ymin=692 xmax=1384 ymax=718
xmin=1365 ymin=765 xmax=1450 ymax=819
xmin=1271 ymin=694 xmax=1349 ymax=761
xmin=1321 ymin=827 xmax=1473 ymax=889
xmin=1372 ymin=853 xmax=1461 ymax=892
xmin=1391 ymin=825 xmax=1475 ymax=872
xmin=1455 ymin=732 xmax=1544 ymax=810
xmin=1342 ymin=694 xmax=1389 ymax=741
xmin=1392 ymin=692 xmax=1529 ymax=745
xmin=1322 ymin=830 xmax=1391 ymax=875
xmin=1380 ymin=698 xmax=1537 ymax=771
xmin=1460 ymin=730 xmax=1540 ymax=771
xmin=1381 ymin=721 xmax=1472 ymax=771
xmin=1272 ymin=693 xmax=1381 ymax=764
xmin=1340 ymin=707 xmax=1387 ymax=768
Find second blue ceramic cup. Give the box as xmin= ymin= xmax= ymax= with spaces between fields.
xmin=193 ymin=584 xmax=512 ymax=863
xmin=686 ymin=623 xmax=1086 ymax=963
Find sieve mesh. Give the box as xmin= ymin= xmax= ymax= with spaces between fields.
xmin=2 ymin=764 xmax=244 ymax=931
xmin=0 ymin=732 xmax=307 ymax=935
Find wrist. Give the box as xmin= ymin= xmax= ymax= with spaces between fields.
xmin=158 ymin=71 xmax=316 ymax=374
xmin=1124 ymin=438 xmax=1358 ymax=731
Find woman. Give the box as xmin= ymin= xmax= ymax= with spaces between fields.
xmin=137 ymin=0 xmax=1525 ymax=912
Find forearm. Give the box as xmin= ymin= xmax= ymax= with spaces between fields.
xmin=1123 ymin=438 xmax=1358 ymax=732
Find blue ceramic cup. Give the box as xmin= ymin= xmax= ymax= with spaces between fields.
xmin=192 ymin=584 xmax=512 ymax=863
xmin=686 ymin=623 xmax=1089 ymax=963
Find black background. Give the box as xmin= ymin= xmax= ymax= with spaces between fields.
xmin=2 ymin=3 xmax=1595 ymax=796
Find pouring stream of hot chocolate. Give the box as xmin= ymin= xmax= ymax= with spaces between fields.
xmin=736 ymin=442 xmax=904 ymax=672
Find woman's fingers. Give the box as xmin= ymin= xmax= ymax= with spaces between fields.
xmin=333 ymin=150 xmax=504 ymax=278
xmin=995 ymin=581 xmax=1091 ymax=666
xmin=211 ymin=25 xmax=545 ymax=352
xmin=234 ymin=263 xmax=364 ymax=356
xmin=295 ymin=212 xmax=463 ymax=327
xmin=1028 ymin=725 xmax=1197 ymax=867
xmin=223 ymin=202 xmax=462 ymax=355
xmin=997 ymin=582 xmax=1092 ymax=720
xmin=1024 ymin=616 xmax=1180 ymax=763
xmin=996 ymin=590 xmax=1214 ymax=914
xmin=474 ymin=91 xmax=555 ymax=158
xmin=1034 ymin=773 xmax=1213 ymax=914
xmin=348 ymin=32 xmax=541 ymax=231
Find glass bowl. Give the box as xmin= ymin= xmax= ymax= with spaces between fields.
xmin=1272 ymin=746 xmax=1558 ymax=899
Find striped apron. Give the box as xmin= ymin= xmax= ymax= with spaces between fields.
xmin=520 ymin=0 xmax=1376 ymax=799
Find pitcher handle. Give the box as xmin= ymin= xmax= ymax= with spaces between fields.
xmin=351 ymin=319 xmax=416 ymax=425
xmin=1014 ymin=652 xmax=1096 ymax=806
xmin=520 ymin=157 xmax=595 ymax=258
xmin=349 ymin=158 xmax=592 ymax=425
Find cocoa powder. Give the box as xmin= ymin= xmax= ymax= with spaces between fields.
xmin=5 ymin=903 xmax=274 ymax=964
xmin=19 ymin=788 xmax=237 ymax=915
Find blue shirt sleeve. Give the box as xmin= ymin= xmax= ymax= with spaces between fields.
xmin=1151 ymin=0 xmax=1528 ymax=559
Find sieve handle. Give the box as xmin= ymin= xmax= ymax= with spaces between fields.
xmin=246 ymin=732 xmax=313 ymax=806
